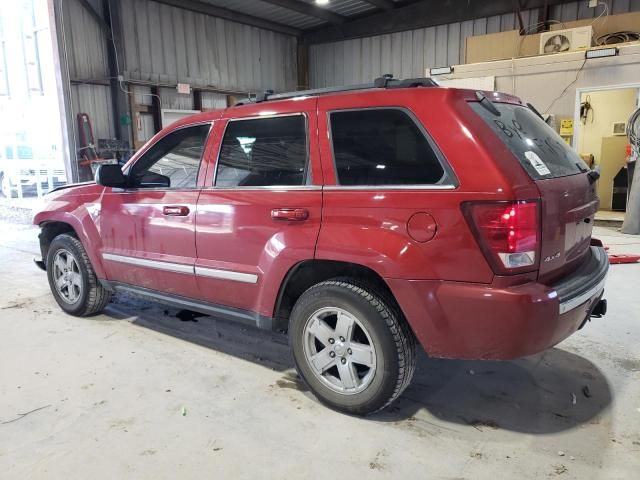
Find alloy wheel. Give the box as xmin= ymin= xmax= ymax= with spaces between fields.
xmin=52 ymin=249 xmax=83 ymax=304
xmin=302 ymin=307 xmax=377 ymax=395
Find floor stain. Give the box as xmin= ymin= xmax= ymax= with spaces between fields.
xmin=275 ymin=372 xmax=307 ymax=392
xmin=369 ymin=449 xmax=387 ymax=470
xmin=615 ymin=358 xmax=640 ymax=372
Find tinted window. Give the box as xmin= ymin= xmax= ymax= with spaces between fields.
xmin=129 ymin=124 xmax=210 ymax=188
xmin=469 ymin=102 xmax=588 ymax=180
xmin=215 ymin=115 xmax=307 ymax=187
xmin=330 ymin=109 xmax=445 ymax=186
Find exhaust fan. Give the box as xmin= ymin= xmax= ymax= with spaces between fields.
xmin=539 ymin=26 xmax=593 ymax=55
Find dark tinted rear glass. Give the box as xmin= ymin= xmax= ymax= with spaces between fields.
xmin=469 ymin=102 xmax=588 ymax=180
xmin=329 ymin=109 xmax=446 ymax=186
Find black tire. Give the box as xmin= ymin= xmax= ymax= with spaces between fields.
xmin=289 ymin=278 xmax=416 ymax=415
xmin=46 ymin=233 xmax=112 ymax=316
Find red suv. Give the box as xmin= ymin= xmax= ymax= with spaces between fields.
xmin=34 ymin=77 xmax=608 ymax=415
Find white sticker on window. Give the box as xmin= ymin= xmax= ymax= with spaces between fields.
xmin=524 ymin=151 xmax=551 ymax=176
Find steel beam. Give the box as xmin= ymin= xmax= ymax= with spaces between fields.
xmin=361 ymin=0 xmax=395 ymax=11
xmin=258 ymin=0 xmax=346 ymax=24
xmin=304 ymin=0 xmax=574 ymax=44
xmin=153 ymin=0 xmax=301 ymax=36
xmin=76 ymin=0 xmax=111 ymax=35
xmin=105 ymin=0 xmax=132 ymax=148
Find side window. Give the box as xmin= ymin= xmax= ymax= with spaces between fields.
xmin=215 ymin=115 xmax=307 ymax=187
xmin=330 ymin=109 xmax=446 ymax=186
xmin=129 ymin=124 xmax=210 ymax=189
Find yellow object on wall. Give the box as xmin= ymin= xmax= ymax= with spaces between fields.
xmin=560 ymin=119 xmax=574 ymax=136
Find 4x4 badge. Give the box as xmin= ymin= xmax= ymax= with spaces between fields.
xmin=544 ymin=252 xmax=561 ymax=263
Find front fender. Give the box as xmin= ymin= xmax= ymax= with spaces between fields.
xmin=34 ymin=186 xmax=107 ymax=278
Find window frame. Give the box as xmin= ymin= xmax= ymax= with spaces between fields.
xmin=211 ymin=112 xmax=314 ymax=190
xmin=326 ymin=107 xmax=458 ymax=190
xmin=123 ymin=121 xmax=213 ymax=192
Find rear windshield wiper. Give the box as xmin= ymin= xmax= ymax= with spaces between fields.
xmin=475 ymin=91 xmax=501 ymax=116
xmin=527 ymin=102 xmax=545 ymax=121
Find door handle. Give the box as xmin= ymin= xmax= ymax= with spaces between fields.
xmin=163 ymin=205 xmax=190 ymax=216
xmin=271 ymin=208 xmax=309 ymax=221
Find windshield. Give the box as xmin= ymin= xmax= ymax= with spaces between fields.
xmin=469 ymin=101 xmax=589 ymax=180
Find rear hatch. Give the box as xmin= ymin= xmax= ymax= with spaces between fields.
xmin=469 ymin=99 xmax=598 ymax=283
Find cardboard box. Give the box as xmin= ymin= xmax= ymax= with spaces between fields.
xmin=465 ymin=12 xmax=640 ymax=64
xmin=465 ymin=30 xmax=540 ymax=64
xmin=580 ymin=153 xmax=595 ymax=169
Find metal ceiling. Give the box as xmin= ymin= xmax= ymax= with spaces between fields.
xmin=160 ymin=0 xmax=587 ymax=43
xmin=199 ymin=0 xmax=325 ymax=30
xmin=196 ymin=0 xmax=389 ymax=31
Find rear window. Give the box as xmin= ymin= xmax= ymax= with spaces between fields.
xmin=469 ymin=101 xmax=588 ymax=180
xmin=329 ymin=109 xmax=447 ymax=186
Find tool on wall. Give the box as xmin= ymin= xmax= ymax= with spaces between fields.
xmin=580 ymin=95 xmax=594 ymax=124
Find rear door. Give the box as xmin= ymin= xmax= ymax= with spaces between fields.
xmin=469 ymin=101 xmax=598 ymax=283
xmin=314 ymin=92 xmax=493 ymax=284
xmin=194 ymin=98 xmax=323 ymax=320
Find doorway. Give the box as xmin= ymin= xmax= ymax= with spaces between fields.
xmin=0 ymin=0 xmax=66 ymax=205
xmin=573 ymin=85 xmax=640 ymax=223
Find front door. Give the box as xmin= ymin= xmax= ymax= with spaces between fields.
xmin=99 ymin=123 xmax=212 ymax=298
xmin=194 ymin=98 xmax=323 ymax=321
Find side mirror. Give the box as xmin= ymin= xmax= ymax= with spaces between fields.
xmin=95 ymin=164 xmax=127 ymax=188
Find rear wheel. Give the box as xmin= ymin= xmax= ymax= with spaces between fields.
xmin=46 ymin=234 xmax=111 ymax=316
xmin=289 ymin=279 xmax=416 ymax=415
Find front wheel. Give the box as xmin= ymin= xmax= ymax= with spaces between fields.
xmin=46 ymin=233 xmax=112 ymax=316
xmin=289 ymin=279 xmax=416 ymax=415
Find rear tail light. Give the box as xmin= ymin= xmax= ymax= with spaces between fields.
xmin=462 ymin=200 xmax=540 ymax=274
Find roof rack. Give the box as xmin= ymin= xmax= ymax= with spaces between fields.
xmin=233 ymin=74 xmax=438 ymax=106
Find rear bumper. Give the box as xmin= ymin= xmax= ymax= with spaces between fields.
xmin=387 ymin=246 xmax=608 ymax=360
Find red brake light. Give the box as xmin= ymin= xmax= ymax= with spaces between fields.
xmin=462 ymin=200 xmax=540 ymax=274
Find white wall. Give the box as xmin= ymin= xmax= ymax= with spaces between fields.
xmin=441 ymin=44 xmax=640 ymax=120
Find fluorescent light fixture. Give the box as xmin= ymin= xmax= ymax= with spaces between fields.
xmin=315 ymin=0 xmax=329 ymax=4
xmin=430 ymin=66 xmax=453 ymax=76
xmin=585 ymin=47 xmax=618 ymax=59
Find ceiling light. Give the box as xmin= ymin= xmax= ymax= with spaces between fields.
xmin=429 ymin=66 xmax=453 ymax=76
xmin=585 ymin=47 xmax=618 ymax=59
xmin=316 ymin=0 xmax=329 ymax=4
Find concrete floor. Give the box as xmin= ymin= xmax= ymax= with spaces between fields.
xmin=1 ymin=220 xmax=639 ymax=479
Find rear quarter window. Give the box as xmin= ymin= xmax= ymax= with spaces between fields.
xmin=469 ymin=101 xmax=589 ymax=180
xmin=329 ymin=108 xmax=452 ymax=186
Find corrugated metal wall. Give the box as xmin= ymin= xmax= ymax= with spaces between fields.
xmin=201 ymin=91 xmax=228 ymax=110
xmin=69 ymin=84 xmax=115 ymax=142
xmin=61 ymin=0 xmax=109 ymax=81
xmin=60 ymin=0 xmax=116 ymax=140
xmin=309 ymin=0 xmax=640 ymax=87
xmin=58 ymin=0 xmax=298 ymax=160
xmin=119 ymin=0 xmax=298 ymax=92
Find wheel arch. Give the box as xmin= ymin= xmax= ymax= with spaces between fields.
xmin=37 ymin=217 xmax=106 ymax=278
xmin=273 ymin=259 xmax=407 ymax=332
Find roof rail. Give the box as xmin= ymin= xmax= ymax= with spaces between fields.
xmin=233 ymin=74 xmax=438 ymax=106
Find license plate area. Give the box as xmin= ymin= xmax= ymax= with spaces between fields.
xmin=565 ymin=217 xmax=594 ymax=261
